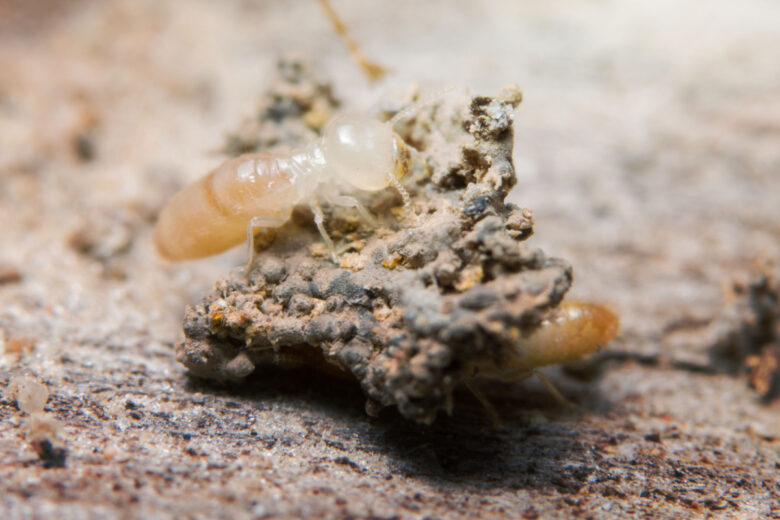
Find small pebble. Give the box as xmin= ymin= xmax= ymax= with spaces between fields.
xmin=9 ymin=375 xmax=49 ymax=413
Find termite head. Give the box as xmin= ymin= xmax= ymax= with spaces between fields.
xmin=323 ymin=115 xmax=409 ymax=191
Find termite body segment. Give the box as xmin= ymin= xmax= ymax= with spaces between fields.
xmin=154 ymin=115 xmax=411 ymax=262
xmin=510 ymin=300 xmax=619 ymax=373
xmin=471 ymin=301 xmax=619 ymax=383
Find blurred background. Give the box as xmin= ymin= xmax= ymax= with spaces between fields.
xmin=0 ymin=1 xmax=778 ymax=516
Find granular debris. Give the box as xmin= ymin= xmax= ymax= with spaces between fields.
xmin=6 ymin=375 xmax=67 ymax=468
xmin=8 ymin=374 xmax=49 ymax=413
xmin=31 ymin=438 xmax=67 ymax=469
xmin=221 ymin=56 xmax=341 ymax=157
xmin=0 ymin=264 xmax=21 ymax=285
xmin=1 ymin=335 xmax=36 ymax=355
xmin=709 ymin=262 xmax=780 ymax=401
xmin=177 ymin=63 xmax=583 ymax=423
xmin=67 ymin=208 xmax=136 ymax=262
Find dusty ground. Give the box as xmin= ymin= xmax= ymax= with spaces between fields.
xmin=1 ymin=0 xmax=779 ymax=518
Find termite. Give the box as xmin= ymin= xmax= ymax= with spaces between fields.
xmin=466 ymin=300 xmax=620 ymax=424
xmin=153 ymin=113 xmax=412 ymax=267
xmin=155 ymin=0 xmax=424 ymax=263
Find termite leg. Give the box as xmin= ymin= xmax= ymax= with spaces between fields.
xmin=310 ymin=199 xmax=338 ymax=263
xmin=331 ymin=195 xmax=377 ymax=227
xmin=245 ymin=215 xmax=286 ymax=275
xmin=532 ymin=370 xmax=584 ymax=411
xmin=466 ymin=367 xmax=584 ymax=424
xmin=492 ymin=366 xmax=583 ymax=409
xmin=464 ymin=379 xmax=502 ymax=428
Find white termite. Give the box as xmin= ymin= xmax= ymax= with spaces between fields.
xmin=153 ymin=114 xmax=412 ymax=265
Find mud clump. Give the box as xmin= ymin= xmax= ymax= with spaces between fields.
xmin=177 ymin=61 xmax=573 ymax=423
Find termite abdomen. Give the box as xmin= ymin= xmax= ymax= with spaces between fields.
xmin=154 ymin=154 xmax=298 ymax=260
xmin=515 ymin=301 xmax=620 ymax=370
xmin=154 ymin=115 xmax=412 ymax=263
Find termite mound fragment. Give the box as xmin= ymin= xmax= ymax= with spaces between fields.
xmin=709 ymin=262 xmax=780 ymax=401
xmin=178 ymin=77 xmax=575 ymax=423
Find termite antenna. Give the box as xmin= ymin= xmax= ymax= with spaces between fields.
xmin=317 ymin=0 xmax=388 ymax=82
xmin=388 ymin=86 xmax=459 ymax=127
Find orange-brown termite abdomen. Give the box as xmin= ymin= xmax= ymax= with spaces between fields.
xmin=154 ymin=154 xmax=298 ymax=260
xmin=511 ymin=301 xmax=620 ymax=371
